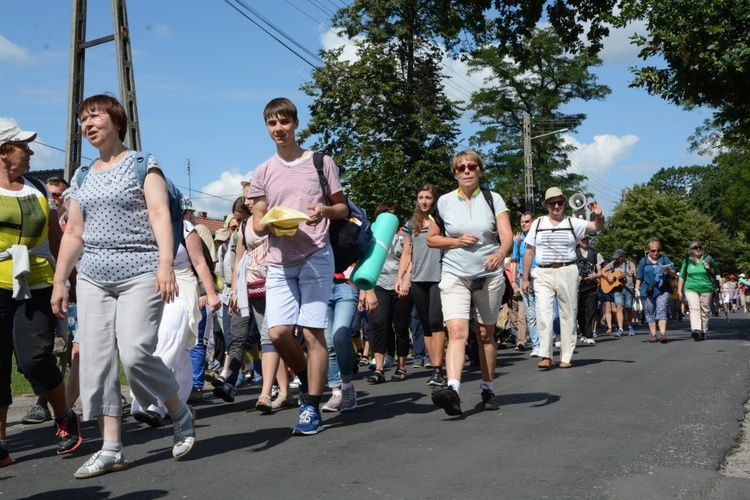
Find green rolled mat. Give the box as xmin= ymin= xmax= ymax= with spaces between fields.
xmin=350 ymin=212 xmax=399 ymax=290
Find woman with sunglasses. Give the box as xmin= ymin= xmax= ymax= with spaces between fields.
xmin=677 ymin=240 xmax=715 ymax=341
xmin=635 ymin=240 xmax=675 ymax=343
xmin=50 ymin=94 xmax=195 ymax=478
xmin=1 ymin=124 xmax=82 ymax=468
xmin=521 ymin=187 xmax=604 ymax=370
xmin=426 ymin=150 xmax=513 ymax=415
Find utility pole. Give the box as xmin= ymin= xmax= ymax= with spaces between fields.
xmin=187 ymin=159 xmax=192 ymax=199
xmin=64 ymin=0 xmax=141 ymax=181
xmin=523 ymin=112 xmax=533 ymax=213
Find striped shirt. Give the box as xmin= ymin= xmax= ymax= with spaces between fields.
xmin=524 ymin=216 xmax=588 ymax=266
xmin=248 ymin=152 xmax=342 ymax=267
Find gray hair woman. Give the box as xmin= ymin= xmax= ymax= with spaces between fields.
xmin=677 ymin=240 xmax=716 ymax=340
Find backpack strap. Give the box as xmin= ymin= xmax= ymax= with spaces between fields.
xmin=26 ymin=176 xmax=48 ymax=197
xmin=132 ymin=151 xmax=152 ymax=187
xmin=74 ymin=158 xmax=96 ymax=188
xmin=312 ymin=151 xmax=329 ymax=205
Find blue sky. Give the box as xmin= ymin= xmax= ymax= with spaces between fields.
xmin=1 ymin=1 xmax=712 ymax=220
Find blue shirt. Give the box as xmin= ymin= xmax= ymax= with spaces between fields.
xmin=512 ymin=232 xmax=536 ymax=277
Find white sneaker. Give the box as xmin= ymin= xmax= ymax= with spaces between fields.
xmin=529 ymin=348 xmax=540 ymax=358
xmin=289 ymin=376 xmax=301 ymax=389
xmin=581 ymin=337 xmax=595 ymax=345
xmin=341 ymin=385 xmax=357 ymax=412
xmin=321 ymin=392 xmax=342 ymax=412
xmin=554 ymin=340 xmax=561 ymax=348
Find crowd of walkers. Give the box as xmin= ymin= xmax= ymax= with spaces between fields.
xmin=2 ymin=95 xmax=748 ymax=478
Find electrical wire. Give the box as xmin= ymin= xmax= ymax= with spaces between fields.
xmin=222 ymin=0 xmax=320 ymax=68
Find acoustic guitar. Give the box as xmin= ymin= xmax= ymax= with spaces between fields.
xmin=600 ymin=270 xmax=624 ymax=294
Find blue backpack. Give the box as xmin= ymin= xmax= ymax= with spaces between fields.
xmin=75 ymin=151 xmax=185 ymax=257
xmin=313 ymin=152 xmax=373 ymax=273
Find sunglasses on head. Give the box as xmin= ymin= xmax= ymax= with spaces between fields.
xmin=547 ymin=199 xmax=565 ymax=208
xmin=454 ymin=163 xmax=479 ymax=174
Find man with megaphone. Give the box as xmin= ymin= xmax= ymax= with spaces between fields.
xmin=521 ymin=188 xmax=604 ymax=370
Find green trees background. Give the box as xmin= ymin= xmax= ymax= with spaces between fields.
xmin=296 ymin=0 xmax=750 ymax=273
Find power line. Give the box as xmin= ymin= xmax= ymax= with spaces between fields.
xmin=306 ymin=0 xmax=335 ymax=18
xmin=222 ymin=0 xmax=320 ymax=68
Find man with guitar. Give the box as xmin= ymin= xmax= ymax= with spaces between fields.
xmin=602 ymin=249 xmax=637 ymax=336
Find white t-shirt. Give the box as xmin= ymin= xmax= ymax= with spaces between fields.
xmin=525 ymin=216 xmax=588 ymax=266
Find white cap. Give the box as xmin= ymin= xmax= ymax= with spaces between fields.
xmin=0 ymin=123 xmax=37 ymax=147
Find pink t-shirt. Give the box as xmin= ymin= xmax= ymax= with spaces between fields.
xmin=248 ymin=152 xmax=343 ymax=266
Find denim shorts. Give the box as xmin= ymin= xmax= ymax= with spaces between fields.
xmin=265 ymin=245 xmax=334 ymax=330
xmin=613 ymin=288 xmax=634 ymax=308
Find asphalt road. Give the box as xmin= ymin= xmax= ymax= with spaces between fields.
xmin=2 ymin=312 xmax=750 ymax=499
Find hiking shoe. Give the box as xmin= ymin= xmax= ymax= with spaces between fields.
xmin=187 ymin=388 xmax=203 ymax=404
xmin=427 ymin=371 xmax=445 ymax=387
xmin=55 ymin=409 xmax=82 ymax=455
xmin=431 ymin=385 xmax=462 ymax=416
xmin=341 ymin=385 xmax=357 ymax=412
xmin=412 ymin=356 xmax=424 ymax=368
xmin=210 ymin=375 xmax=227 ymax=388
xmin=292 ymin=405 xmax=323 ymax=436
xmin=74 ymin=450 xmax=128 ymax=479
xmin=0 ymin=444 xmax=10 ymax=468
xmin=627 ymin=327 xmax=635 ymax=336
xmin=514 ymin=342 xmax=526 ymax=352
xmin=614 ymin=329 xmax=623 ymax=338
xmin=213 ymin=383 xmax=235 ymax=403
xmin=172 ymin=406 xmax=196 ymax=459
xmin=581 ymin=337 xmax=596 ymax=345
xmin=321 ymin=392 xmax=342 ymax=412
xmin=480 ymin=384 xmax=500 ymax=411
xmin=21 ymin=404 xmax=51 ymax=425
xmin=133 ymin=410 xmax=164 ymax=428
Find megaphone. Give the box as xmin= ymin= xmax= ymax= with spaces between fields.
xmin=569 ymin=193 xmax=587 ymax=219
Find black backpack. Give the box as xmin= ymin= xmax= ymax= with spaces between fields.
xmin=313 ymin=152 xmax=373 ymax=273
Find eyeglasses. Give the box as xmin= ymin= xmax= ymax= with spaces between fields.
xmin=547 ymin=200 xmax=565 ymax=208
xmin=454 ymin=163 xmax=479 ymax=174
xmin=77 ymin=113 xmax=105 ymax=125
xmin=690 ymin=245 xmax=702 ymax=250
xmin=520 ymin=220 xmax=532 ymax=224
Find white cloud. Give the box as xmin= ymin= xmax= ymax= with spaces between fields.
xmin=566 ymin=133 xmax=640 ymax=175
xmin=320 ymin=30 xmax=359 ymax=63
xmin=0 ymin=34 xmax=35 ymax=64
xmin=191 ymin=169 xmax=251 ymax=220
xmin=598 ymin=20 xmax=648 ymax=65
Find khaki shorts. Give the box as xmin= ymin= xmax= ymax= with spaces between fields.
xmin=439 ymin=272 xmax=505 ymax=324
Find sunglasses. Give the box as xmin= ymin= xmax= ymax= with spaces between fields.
xmin=8 ymin=141 xmax=31 ymax=151
xmin=520 ymin=220 xmax=532 ymax=224
xmin=454 ymin=163 xmax=479 ymax=174
xmin=690 ymin=245 xmax=702 ymax=250
xmin=649 ymin=249 xmax=659 ymax=253
xmin=547 ymin=200 xmax=565 ymax=208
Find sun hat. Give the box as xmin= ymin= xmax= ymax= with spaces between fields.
xmin=0 ymin=123 xmax=37 ymax=147
xmin=260 ymin=206 xmax=310 ymax=236
xmin=544 ymin=187 xmax=566 ymax=204
xmin=214 ymin=228 xmax=231 ymax=242
xmin=181 ymin=195 xmax=194 ymax=212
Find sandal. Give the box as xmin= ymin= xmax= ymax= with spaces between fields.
xmin=255 ymin=394 xmax=273 ymax=414
xmin=390 ymin=369 xmax=407 ymax=381
xmin=271 ymin=392 xmax=294 ymax=410
xmin=649 ymin=335 xmax=658 ymax=343
xmin=659 ymin=334 xmax=668 ymax=344
xmin=367 ymin=370 xmax=385 ymax=384
xmin=606 ymin=328 xmax=612 ymax=334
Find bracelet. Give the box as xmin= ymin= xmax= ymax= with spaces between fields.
xmin=596 ymin=214 xmax=604 ymax=221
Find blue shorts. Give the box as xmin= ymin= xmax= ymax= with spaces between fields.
xmin=613 ymin=288 xmax=634 ymax=308
xmin=265 ymin=245 xmax=334 ymax=330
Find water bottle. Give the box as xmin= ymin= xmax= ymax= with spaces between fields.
xmin=67 ymin=303 xmax=77 ymax=333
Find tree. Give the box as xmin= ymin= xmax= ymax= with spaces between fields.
xmin=628 ymin=0 xmax=750 ymax=137
xmin=300 ymin=1 xmax=463 ymax=221
xmin=595 ymin=184 xmax=731 ymax=268
xmin=646 ymin=164 xmax=725 ymax=229
xmin=467 ymin=27 xmax=610 ymax=214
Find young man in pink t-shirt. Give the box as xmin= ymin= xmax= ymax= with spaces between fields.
xmin=248 ymin=98 xmax=348 ymax=435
